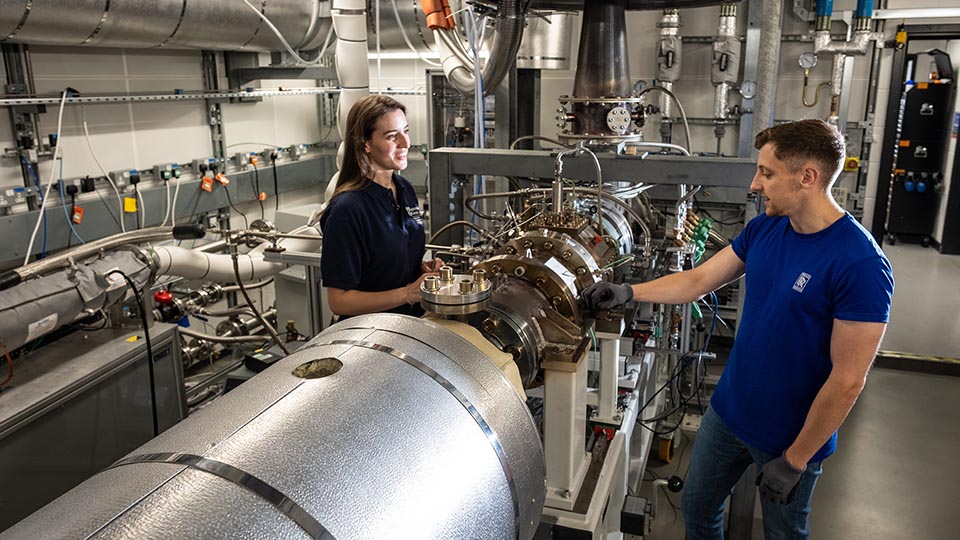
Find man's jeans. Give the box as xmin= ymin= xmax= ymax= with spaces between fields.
xmin=681 ymin=407 xmax=823 ymax=540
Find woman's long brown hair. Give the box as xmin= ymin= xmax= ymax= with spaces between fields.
xmin=332 ymin=94 xmax=407 ymax=201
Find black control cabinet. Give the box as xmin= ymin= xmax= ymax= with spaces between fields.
xmin=888 ymin=81 xmax=954 ymax=245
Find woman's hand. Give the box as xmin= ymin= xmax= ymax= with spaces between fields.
xmin=421 ymin=258 xmax=444 ymax=273
xmin=405 ymin=271 xmax=438 ymax=304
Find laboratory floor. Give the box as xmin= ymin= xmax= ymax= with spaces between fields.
xmin=636 ymin=244 xmax=960 ymax=539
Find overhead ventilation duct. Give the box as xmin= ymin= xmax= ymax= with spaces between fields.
xmin=526 ymin=0 xmax=730 ymax=10
xmin=0 ymin=0 xmax=331 ymax=52
xmin=423 ymin=0 xmax=525 ymax=96
xmin=516 ymin=11 xmax=578 ymax=71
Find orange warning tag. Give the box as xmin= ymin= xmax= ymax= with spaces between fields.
xmin=917 ymin=82 xmax=928 ymax=89
xmin=71 ymin=206 xmax=84 ymax=224
xmin=201 ymin=176 xmax=214 ymax=192
xmin=258 ymin=192 xmax=267 ymax=201
xmin=215 ymin=172 xmax=230 ymax=186
xmin=898 ymin=140 xmax=910 ymax=147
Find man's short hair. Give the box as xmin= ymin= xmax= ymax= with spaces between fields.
xmin=754 ymin=119 xmax=845 ymax=188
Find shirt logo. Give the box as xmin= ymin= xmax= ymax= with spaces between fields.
xmin=405 ymin=205 xmax=423 ymax=225
xmin=792 ymin=272 xmax=812 ymax=293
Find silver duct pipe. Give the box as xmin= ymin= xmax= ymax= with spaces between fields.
xmin=5 ymin=314 xmax=545 ymax=540
xmin=570 ymin=0 xmax=631 ymax=136
xmin=711 ymin=3 xmax=740 ymax=120
xmin=0 ymin=250 xmax=152 ymax=352
xmin=656 ymin=9 xmax=682 ymax=143
xmin=435 ymin=0 xmax=525 ymax=96
xmin=370 ymin=0 xmax=434 ymax=53
xmin=751 ymin=0 xmax=783 ymax=147
xmin=0 ymin=0 xmax=331 ymax=52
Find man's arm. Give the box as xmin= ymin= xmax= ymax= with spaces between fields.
xmin=784 ymin=319 xmax=887 ymax=467
xmin=632 ymin=245 xmax=746 ymax=304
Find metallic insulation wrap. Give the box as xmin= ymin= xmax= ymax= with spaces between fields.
xmin=0 ymin=0 xmax=330 ymax=51
xmin=4 ymin=314 xmax=545 ymax=540
xmin=367 ymin=0 xmax=433 ymax=53
xmin=0 ymin=249 xmax=153 ymax=352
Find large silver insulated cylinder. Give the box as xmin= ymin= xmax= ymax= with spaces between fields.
xmin=2 ymin=314 xmax=545 ymax=540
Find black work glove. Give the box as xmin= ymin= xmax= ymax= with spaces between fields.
xmin=581 ymin=282 xmax=634 ymax=312
xmin=756 ymin=454 xmax=806 ymax=505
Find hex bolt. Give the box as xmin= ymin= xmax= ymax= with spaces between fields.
xmin=439 ymin=266 xmax=454 ymax=282
xmin=576 ymin=267 xmax=587 ymax=275
xmin=506 ymin=246 xmax=517 ymax=254
xmin=561 ymin=489 xmax=572 ymax=499
xmin=543 ymin=241 xmax=554 ymax=250
xmin=482 ymin=318 xmax=497 ymax=333
xmin=535 ymin=277 xmax=547 ymax=288
xmin=552 ymin=296 xmax=562 ymax=306
xmin=522 ymin=240 xmax=533 ymax=249
xmin=423 ymin=276 xmax=440 ymax=292
xmin=458 ymin=278 xmax=474 ymax=294
xmin=561 ymin=251 xmax=572 ymax=260
xmin=491 ymin=264 xmax=502 ymax=274
xmin=514 ymin=266 xmax=526 ymax=277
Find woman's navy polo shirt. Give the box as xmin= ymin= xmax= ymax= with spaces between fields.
xmin=319 ymin=173 xmax=425 ymax=315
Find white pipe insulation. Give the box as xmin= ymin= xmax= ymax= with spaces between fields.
xmin=151 ymin=225 xmax=322 ymax=281
xmin=323 ymin=0 xmax=370 ymax=203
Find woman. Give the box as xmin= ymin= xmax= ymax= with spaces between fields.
xmin=320 ymin=94 xmax=442 ymax=317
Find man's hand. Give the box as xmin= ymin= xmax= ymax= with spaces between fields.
xmin=756 ymin=455 xmax=806 ymax=504
xmin=581 ymin=282 xmax=634 ymax=312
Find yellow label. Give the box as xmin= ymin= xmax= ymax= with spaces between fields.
xmin=125 ymin=335 xmax=139 ymax=343
xmin=896 ymin=31 xmax=907 ymax=44
xmin=843 ymin=157 xmax=860 ymax=172
xmin=124 ymin=197 xmax=137 ymax=213
xmin=918 ymin=82 xmax=928 ymax=89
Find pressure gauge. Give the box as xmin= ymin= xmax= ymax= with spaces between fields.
xmin=633 ymin=80 xmax=648 ymax=96
xmin=799 ymin=52 xmax=818 ymax=70
xmin=739 ymin=80 xmax=757 ymax=100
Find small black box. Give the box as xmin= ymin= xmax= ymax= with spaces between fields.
xmin=621 ymin=495 xmax=648 ymax=536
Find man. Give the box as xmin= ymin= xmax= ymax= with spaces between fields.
xmin=583 ymin=119 xmax=894 ymax=539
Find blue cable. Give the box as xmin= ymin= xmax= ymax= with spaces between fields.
xmin=58 ymin=159 xmax=85 ymax=245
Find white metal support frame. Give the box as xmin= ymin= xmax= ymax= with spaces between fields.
xmin=591 ymin=320 xmax=625 ymax=425
xmin=543 ymin=351 xmax=590 ymax=511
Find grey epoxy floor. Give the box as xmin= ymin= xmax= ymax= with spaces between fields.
xmin=635 ymin=244 xmax=960 ymax=539
xmin=881 ymin=244 xmax=960 ymax=359
xmin=638 ymin=368 xmax=960 ymax=540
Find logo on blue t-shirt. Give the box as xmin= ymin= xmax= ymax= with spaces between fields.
xmin=792 ymin=272 xmax=812 ymax=293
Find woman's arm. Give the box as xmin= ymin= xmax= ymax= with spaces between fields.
xmin=327 ymin=273 xmax=433 ymax=316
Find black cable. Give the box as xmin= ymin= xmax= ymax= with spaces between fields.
xmin=229 ymin=246 xmax=289 ymax=355
xmin=271 ymin=156 xmax=280 ymax=213
xmin=108 ymin=270 xmax=159 ymax=437
xmin=94 ymin=187 xmax=124 ymax=231
xmin=222 ymin=184 xmax=250 ymax=230
xmin=252 ymin=162 xmax=265 ymax=219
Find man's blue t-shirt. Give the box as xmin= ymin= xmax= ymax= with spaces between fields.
xmin=711 ymin=213 xmax=894 ymax=462
xmin=319 ymin=173 xmax=426 ymax=316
